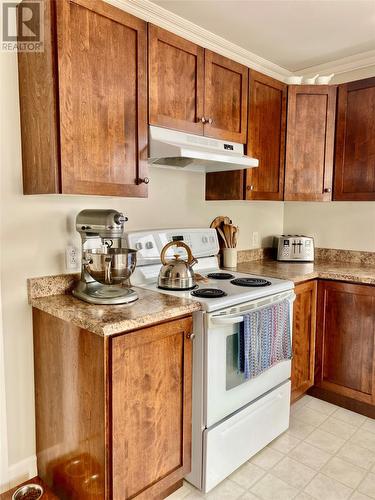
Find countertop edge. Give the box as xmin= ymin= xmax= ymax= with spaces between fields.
xmin=236 ymin=261 xmax=375 ymax=286
xmin=30 ymin=293 xmax=202 ymax=337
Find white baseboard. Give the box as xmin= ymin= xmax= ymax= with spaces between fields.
xmin=1 ymin=455 xmax=37 ymax=493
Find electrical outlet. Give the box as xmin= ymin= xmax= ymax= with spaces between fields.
xmin=252 ymin=232 xmax=260 ymax=249
xmin=66 ymin=245 xmax=80 ymax=271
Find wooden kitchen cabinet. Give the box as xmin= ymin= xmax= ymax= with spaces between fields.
xmin=18 ymin=0 xmax=148 ymax=197
xmin=111 ymin=319 xmax=193 ymax=499
xmin=334 ymin=77 xmax=375 ymax=201
xmin=148 ymin=25 xmax=248 ymax=143
xmin=148 ymin=24 xmax=204 ymax=135
xmin=312 ymin=281 xmax=375 ymax=416
xmin=245 ymin=71 xmax=287 ymax=201
xmin=291 ymin=280 xmax=317 ymax=403
xmin=284 ymin=85 xmax=337 ymax=201
xmin=206 ymin=70 xmax=286 ymax=200
xmin=33 ymin=309 xmax=193 ymax=499
xmin=204 ymin=50 xmax=248 ymax=143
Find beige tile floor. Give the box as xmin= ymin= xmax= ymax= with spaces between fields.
xmin=167 ymin=395 xmax=375 ymax=500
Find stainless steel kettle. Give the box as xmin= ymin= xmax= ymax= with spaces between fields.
xmin=158 ymin=241 xmax=198 ymax=290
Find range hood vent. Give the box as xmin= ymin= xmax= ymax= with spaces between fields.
xmin=148 ymin=126 xmax=258 ymax=173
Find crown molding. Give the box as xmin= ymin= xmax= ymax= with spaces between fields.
xmin=105 ymin=0 xmax=375 ymax=83
xmin=299 ymin=49 xmax=375 ymax=77
xmin=104 ymin=0 xmax=291 ymax=82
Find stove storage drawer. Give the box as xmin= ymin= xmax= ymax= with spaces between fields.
xmin=203 ymin=380 xmax=291 ymax=492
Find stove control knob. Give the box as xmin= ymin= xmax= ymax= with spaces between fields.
xmin=145 ymin=241 xmax=153 ymax=249
xmin=135 ymin=242 xmax=143 ymax=250
xmin=202 ymin=236 xmax=208 ymax=243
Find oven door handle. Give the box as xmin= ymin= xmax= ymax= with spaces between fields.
xmin=211 ymin=316 xmax=244 ymax=325
xmin=210 ymin=292 xmax=296 ymax=326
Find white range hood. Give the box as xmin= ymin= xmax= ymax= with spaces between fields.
xmin=148 ymin=126 xmax=258 ymax=173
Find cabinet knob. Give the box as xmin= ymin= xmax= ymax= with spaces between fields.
xmin=138 ymin=177 xmax=150 ymax=185
xmin=207 ymin=118 xmax=213 ymax=124
xmin=324 ymin=187 xmax=332 ymax=193
xmin=246 ymin=185 xmax=254 ymax=191
xmin=187 ymin=332 xmax=195 ymax=340
xmin=199 ymin=117 xmax=206 ymax=124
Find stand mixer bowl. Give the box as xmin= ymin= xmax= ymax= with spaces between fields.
xmin=84 ymin=248 xmax=137 ymax=285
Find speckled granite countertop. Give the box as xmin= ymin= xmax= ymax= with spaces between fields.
xmin=28 ymin=276 xmax=201 ymax=336
xmin=235 ymin=260 xmax=375 ymax=285
xmin=28 ymin=248 xmax=375 ymax=335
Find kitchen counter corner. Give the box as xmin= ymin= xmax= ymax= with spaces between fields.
xmin=29 ymin=279 xmax=201 ymax=336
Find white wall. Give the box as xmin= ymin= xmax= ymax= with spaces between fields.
xmin=0 ymin=48 xmax=284 ymax=478
xmin=284 ymin=202 xmax=375 ymax=252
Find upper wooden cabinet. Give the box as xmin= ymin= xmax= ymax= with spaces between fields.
xmin=334 ymin=77 xmax=375 ymax=201
xmin=18 ymin=0 xmax=148 ymax=197
xmin=148 ymin=25 xmax=248 ymax=143
xmin=284 ymin=85 xmax=337 ymax=201
xmin=148 ymin=25 xmax=204 ymax=135
xmin=204 ymin=50 xmax=248 ymax=143
xmin=246 ymin=71 xmax=287 ymax=201
xmin=205 ymin=70 xmax=285 ymax=201
xmin=315 ymin=281 xmax=375 ymax=409
xmin=291 ymin=280 xmax=317 ymax=403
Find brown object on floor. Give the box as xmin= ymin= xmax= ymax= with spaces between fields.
xmin=0 ymin=477 xmax=58 ymax=500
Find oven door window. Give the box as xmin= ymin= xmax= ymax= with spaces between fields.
xmin=226 ymin=328 xmax=246 ymax=390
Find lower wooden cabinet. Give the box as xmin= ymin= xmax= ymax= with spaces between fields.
xmin=33 ymin=310 xmax=193 ymax=499
xmin=111 ymin=319 xmax=193 ymax=499
xmin=313 ymin=280 xmax=375 ymax=414
xmin=291 ymin=280 xmax=317 ymax=403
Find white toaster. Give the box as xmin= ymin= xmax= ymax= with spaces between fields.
xmin=275 ymin=235 xmax=314 ymax=262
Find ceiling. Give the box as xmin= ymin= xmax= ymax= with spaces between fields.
xmin=152 ymin=0 xmax=375 ymax=72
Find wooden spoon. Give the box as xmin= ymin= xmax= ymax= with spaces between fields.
xmin=223 ymin=224 xmax=233 ymax=248
xmin=217 ymin=227 xmax=228 ymax=248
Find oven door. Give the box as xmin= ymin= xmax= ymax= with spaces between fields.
xmin=205 ymin=290 xmax=295 ymax=427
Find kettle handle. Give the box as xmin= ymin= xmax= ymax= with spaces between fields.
xmin=160 ymin=241 xmax=196 ymax=266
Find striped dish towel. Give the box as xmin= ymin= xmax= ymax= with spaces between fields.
xmin=238 ymin=299 xmax=292 ymax=380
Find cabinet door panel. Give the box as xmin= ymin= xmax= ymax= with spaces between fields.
xmin=57 ymin=0 xmax=148 ymax=197
xmin=111 ymin=318 xmax=192 ymax=500
xmin=246 ymin=71 xmax=286 ymax=200
xmin=285 ymin=86 xmax=336 ymax=201
xmin=291 ymin=281 xmax=317 ymax=402
xmin=204 ymin=51 xmax=248 ymax=143
xmin=148 ymin=25 xmax=204 ymax=134
xmin=334 ymin=77 xmax=375 ymax=200
xmin=315 ymin=281 xmax=375 ymax=404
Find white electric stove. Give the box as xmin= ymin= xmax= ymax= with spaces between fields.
xmin=125 ymin=228 xmax=295 ymax=492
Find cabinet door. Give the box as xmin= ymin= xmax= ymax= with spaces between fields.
xmin=111 ymin=317 xmax=193 ymax=500
xmin=56 ymin=0 xmax=148 ymax=197
xmin=315 ymin=281 xmax=375 ymax=405
xmin=204 ymin=50 xmax=248 ymax=143
xmin=291 ymin=281 xmax=317 ymax=403
xmin=334 ymin=77 xmax=375 ymax=201
xmin=246 ymin=71 xmax=287 ymax=201
xmin=148 ymin=25 xmax=204 ymax=135
xmin=284 ymin=86 xmax=336 ymax=201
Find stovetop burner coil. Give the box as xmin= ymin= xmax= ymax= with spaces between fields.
xmin=191 ymin=288 xmax=227 ymax=298
xmin=230 ymin=278 xmax=272 ymax=287
xmin=206 ymin=273 xmax=234 ymax=280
